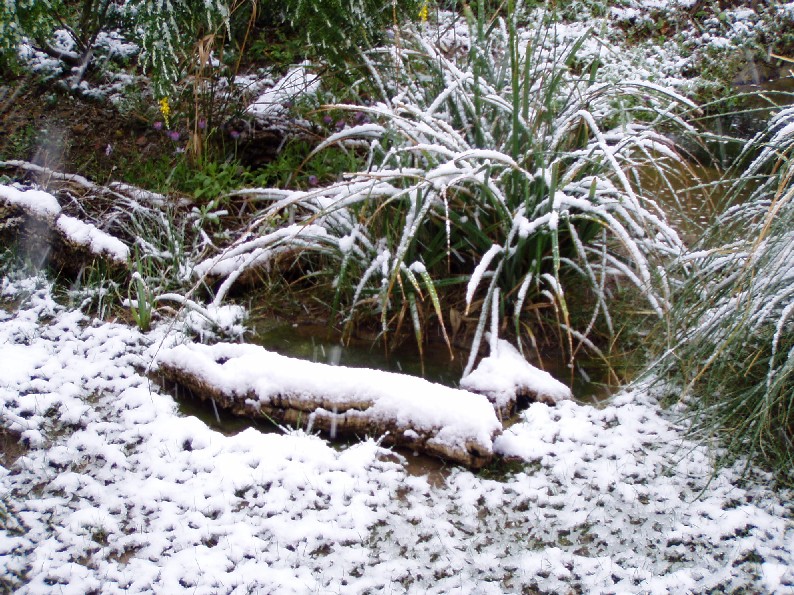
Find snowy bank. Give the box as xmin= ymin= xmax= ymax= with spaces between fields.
xmin=156 ymin=342 xmax=502 ymax=468
xmin=1 ymin=276 xmax=794 ymax=593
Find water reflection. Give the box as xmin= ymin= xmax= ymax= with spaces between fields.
xmin=249 ymin=320 xmax=467 ymax=387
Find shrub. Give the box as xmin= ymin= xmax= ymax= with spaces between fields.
xmin=0 ymin=0 xmax=228 ymax=94
xmin=0 ymin=0 xmax=424 ymax=95
xmin=265 ymin=0 xmax=422 ymax=68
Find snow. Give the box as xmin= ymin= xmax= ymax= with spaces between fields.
xmin=465 ymin=244 xmax=502 ymax=309
xmin=245 ymin=65 xmax=321 ymax=121
xmin=181 ymin=303 xmax=247 ymax=341
xmin=461 ymin=339 xmax=572 ymax=412
xmin=56 ymin=215 xmax=130 ymax=264
xmin=2 ymin=275 xmax=793 ymax=593
xmin=0 ymin=185 xmax=62 ymax=217
xmin=3 ymin=2 xmax=794 ymax=592
xmin=193 ymin=223 xmax=330 ymax=279
xmin=155 ymin=341 xmax=501 ymax=458
xmin=0 ymin=184 xmax=130 ymax=264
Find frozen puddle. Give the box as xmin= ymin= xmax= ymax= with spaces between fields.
xmin=1 ymin=276 xmax=793 ymax=593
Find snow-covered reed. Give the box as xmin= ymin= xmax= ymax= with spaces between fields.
xmin=199 ymin=4 xmax=698 ymax=373
xmin=658 ymin=105 xmax=794 ymax=474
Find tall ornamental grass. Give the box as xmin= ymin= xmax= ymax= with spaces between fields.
xmin=200 ymin=3 xmax=698 ymax=375
xmin=657 ymin=105 xmax=794 ymax=474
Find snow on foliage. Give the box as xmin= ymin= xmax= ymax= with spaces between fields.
xmin=245 ymin=64 xmax=321 ymax=122
xmin=204 ymin=21 xmax=690 ymax=376
xmin=0 ymin=183 xmax=131 ymax=265
xmin=56 ymin=215 xmax=130 ymax=264
xmin=0 ymin=185 xmax=61 ymax=217
xmin=655 ymin=106 xmax=794 ymax=466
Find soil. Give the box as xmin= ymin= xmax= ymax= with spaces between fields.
xmin=0 ymin=77 xmax=176 ymax=186
xmin=0 ymin=428 xmax=25 ymax=467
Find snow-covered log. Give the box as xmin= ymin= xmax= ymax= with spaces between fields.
xmin=461 ymin=340 xmax=572 ymax=419
xmin=0 ymin=185 xmax=129 ymax=274
xmin=156 ymin=342 xmax=502 ymax=468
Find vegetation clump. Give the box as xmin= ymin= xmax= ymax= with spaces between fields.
xmin=656 ymin=106 xmax=794 ymax=477
xmin=199 ymin=3 xmax=701 ymax=381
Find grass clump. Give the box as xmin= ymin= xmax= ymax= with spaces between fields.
xmin=656 ymin=105 xmax=794 ymax=477
xmin=198 ymin=3 xmax=699 ymax=377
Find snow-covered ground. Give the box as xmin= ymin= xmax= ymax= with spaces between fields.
xmin=2 ymin=2 xmax=793 ymax=592
xmin=2 ymin=274 xmax=793 ymax=594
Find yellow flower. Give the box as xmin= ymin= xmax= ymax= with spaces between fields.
xmin=419 ymin=1 xmax=429 ymax=23
xmin=159 ymin=97 xmax=171 ymax=129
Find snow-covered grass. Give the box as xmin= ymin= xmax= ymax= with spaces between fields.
xmin=200 ymin=12 xmax=703 ymax=377
xmin=2 ymin=274 xmax=794 ymax=593
xmin=654 ymin=105 xmax=794 ymax=473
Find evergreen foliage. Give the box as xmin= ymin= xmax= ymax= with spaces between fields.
xmin=0 ymin=0 xmax=421 ymax=91
xmin=272 ymin=0 xmax=421 ymax=66
xmin=135 ymin=0 xmax=230 ymax=96
xmin=0 ymin=0 xmax=227 ymax=93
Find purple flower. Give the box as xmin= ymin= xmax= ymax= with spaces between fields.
xmin=335 ymin=120 xmax=346 ymax=130
xmin=229 ymin=129 xmax=241 ymax=140
xmin=168 ymin=130 xmax=180 ymax=141
xmin=354 ymin=111 xmax=367 ymax=123
xmin=153 ymin=121 xmax=163 ymax=131
xmin=307 ymin=175 xmax=319 ymax=187
xmin=197 ymin=118 xmax=207 ymax=130
xmin=323 ymin=115 xmax=334 ymax=126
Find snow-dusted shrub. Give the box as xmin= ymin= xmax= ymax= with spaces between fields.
xmin=270 ymin=0 xmax=422 ymax=67
xmin=0 ymin=0 xmax=228 ymax=93
xmin=0 ymin=0 xmax=125 ymax=72
xmin=203 ymin=5 xmax=697 ymax=374
xmin=0 ymin=0 xmax=424 ymax=93
xmin=134 ymin=0 xmax=231 ymax=96
xmin=659 ymin=106 xmax=794 ymax=474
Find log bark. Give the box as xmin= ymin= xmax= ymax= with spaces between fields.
xmin=157 ymin=342 xmax=502 ymax=469
xmin=0 ymin=190 xmax=128 ymax=277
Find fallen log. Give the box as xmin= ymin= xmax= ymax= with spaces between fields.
xmin=156 ymin=342 xmax=503 ymax=469
xmin=461 ymin=339 xmax=572 ymax=419
xmin=0 ymin=184 xmax=129 ymax=276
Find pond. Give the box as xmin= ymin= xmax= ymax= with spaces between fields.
xmin=247 ymin=318 xmax=614 ymax=403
